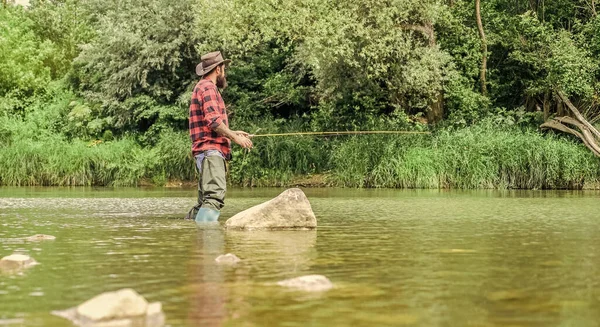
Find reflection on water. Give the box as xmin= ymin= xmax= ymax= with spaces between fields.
xmin=1 ymin=187 xmax=600 ymax=326
xmin=226 ymin=230 xmax=317 ymax=277
xmin=189 ymin=226 xmax=226 ymax=327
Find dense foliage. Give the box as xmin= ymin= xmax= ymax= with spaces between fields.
xmin=1 ymin=0 xmax=600 ymax=188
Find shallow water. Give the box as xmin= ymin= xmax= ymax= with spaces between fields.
xmin=1 ymin=187 xmax=600 ymax=326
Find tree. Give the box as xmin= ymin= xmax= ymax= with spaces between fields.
xmin=0 ymin=6 xmax=56 ymax=114
xmin=72 ymin=0 xmax=199 ymax=139
xmin=199 ymin=0 xmax=455 ymax=128
xmin=475 ymin=0 xmax=487 ymax=95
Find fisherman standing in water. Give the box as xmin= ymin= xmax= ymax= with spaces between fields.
xmin=186 ymin=51 xmax=253 ymax=222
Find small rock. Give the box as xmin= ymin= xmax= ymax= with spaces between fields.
xmin=52 ymin=288 xmax=165 ymax=327
xmin=277 ymin=274 xmax=333 ymax=292
xmin=25 ymin=234 xmax=56 ymax=241
xmin=215 ymin=253 xmax=241 ymax=264
xmin=0 ymin=254 xmax=38 ymax=272
xmin=226 ymin=188 xmax=317 ymax=230
xmin=486 ymin=290 xmax=527 ymax=301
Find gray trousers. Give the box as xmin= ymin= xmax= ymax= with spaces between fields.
xmin=195 ymin=150 xmax=227 ymax=211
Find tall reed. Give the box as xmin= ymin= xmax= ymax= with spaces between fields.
xmin=330 ymin=124 xmax=600 ymax=189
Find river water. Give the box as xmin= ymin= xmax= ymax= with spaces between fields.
xmin=1 ymin=187 xmax=600 ymax=327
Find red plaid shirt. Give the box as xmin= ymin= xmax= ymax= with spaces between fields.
xmin=189 ymin=78 xmax=231 ymax=158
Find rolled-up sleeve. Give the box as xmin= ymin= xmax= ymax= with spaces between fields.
xmin=202 ymin=88 xmax=224 ymax=129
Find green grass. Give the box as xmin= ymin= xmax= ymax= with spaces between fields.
xmin=229 ymin=136 xmax=329 ymax=187
xmin=1 ymin=117 xmax=598 ymax=189
xmin=0 ymin=116 xmax=196 ymax=186
xmin=329 ymin=123 xmax=600 ymax=189
xmin=0 ymin=136 xmax=150 ymax=186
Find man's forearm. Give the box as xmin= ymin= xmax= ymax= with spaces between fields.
xmin=214 ymin=123 xmax=253 ymax=149
xmin=213 ymin=123 xmax=237 ymax=140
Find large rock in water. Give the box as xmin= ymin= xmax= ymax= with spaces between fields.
xmin=0 ymin=254 xmax=38 ymax=273
xmin=51 ymin=288 xmax=165 ymax=327
xmin=225 ymin=188 xmax=316 ymax=230
xmin=277 ymin=275 xmax=333 ymax=292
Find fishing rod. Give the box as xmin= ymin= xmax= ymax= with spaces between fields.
xmin=249 ymin=130 xmax=431 ymax=137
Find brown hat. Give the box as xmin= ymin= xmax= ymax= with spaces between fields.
xmin=195 ymin=51 xmax=231 ymax=76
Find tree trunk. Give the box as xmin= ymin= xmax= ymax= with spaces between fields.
xmin=557 ymin=101 xmax=564 ymax=117
xmin=427 ymin=93 xmax=444 ymax=124
xmin=543 ymin=92 xmax=550 ymax=121
xmin=401 ymin=22 xmax=444 ymax=123
xmin=592 ymin=0 xmax=597 ymax=17
xmin=528 ymin=0 xmax=537 ymax=11
xmin=540 ymin=91 xmax=600 ymax=157
xmin=556 ymin=91 xmax=600 ymax=141
xmin=543 ymin=117 xmax=600 ymax=157
xmin=475 ymin=0 xmax=488 ymax=96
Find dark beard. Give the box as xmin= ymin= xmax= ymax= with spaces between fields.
xmin=216 ymin=75 xmax=227 ymax=89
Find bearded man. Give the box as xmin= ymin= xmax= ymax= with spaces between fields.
xmin=186 ymin=51 xmax=253 ymax=223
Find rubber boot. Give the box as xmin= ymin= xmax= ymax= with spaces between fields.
xmin=195 ymin=207 xmax=220 ymax=223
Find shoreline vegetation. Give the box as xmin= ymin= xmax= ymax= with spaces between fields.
xmin=3 ymin=1 xmax=600 ymax=190
xmin=2 ymin=122 xmax=599 ymax=189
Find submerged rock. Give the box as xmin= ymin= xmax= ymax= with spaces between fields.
xmin=25 ymin=234 xmax=56 ymax=241
xmin=215 ymin=253 xmax=241 ymax=264
xmin=0 ymin=319 xmax=25 ymax=325
xmin=277 ymin=275 xmax=333 ymax=292
xmin=0 ymin=254 xmax=38 ymax=273
xmin=52 ymin=288 xmax=165 ymax=327
xmin=486 ymin=290 xmax=527 ymax=301
xmin=225 ymin=188 xmax=317 ymax=230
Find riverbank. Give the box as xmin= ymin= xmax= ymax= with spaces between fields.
xmin=2 ymin=122 xmax=599 ymax=189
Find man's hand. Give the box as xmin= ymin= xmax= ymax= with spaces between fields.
xmin=233 ymin=134 xmax=253 ymax=149
xmin=234 ymin=130 xmax=253 ymax=149
xmin=214 ymin=124 xmax=253 ymax=149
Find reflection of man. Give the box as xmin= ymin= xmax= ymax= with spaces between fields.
xmin=188 ymin=227 xmax=227 ymax=326
xmin=186 ymin=51 xmax=253 ymax=222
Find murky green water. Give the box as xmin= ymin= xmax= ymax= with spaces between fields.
xmin=1 ymin=187 xmax=600 ymax=327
